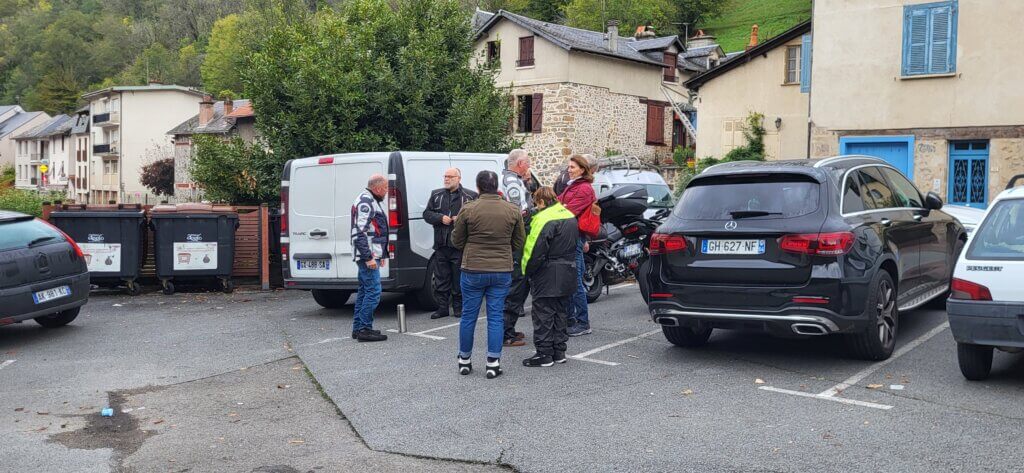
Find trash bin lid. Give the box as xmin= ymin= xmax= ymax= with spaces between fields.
xmin=150 ymin=203 xmax=237 ymax=216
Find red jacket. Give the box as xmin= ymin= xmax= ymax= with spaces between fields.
xmin=558 ymin=179 xmax=596 ymax=217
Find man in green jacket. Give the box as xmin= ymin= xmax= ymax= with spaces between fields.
xmin=521 ymin=187 xmax=579 ymax=367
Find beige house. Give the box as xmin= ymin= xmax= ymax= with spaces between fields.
xmin=0 ymin=106 xmax=50 ymax=169
xmin=13 ymin=114 xmax=73 ymax=192
xmin=472 ymin=10 xmax=689 ymax=180
xmin=684 ymin=22 xmax=813 ymax=162
xmin=810 ymin=0 xmax=1024 ymax=208
xmin=167 ymin=97 xmax=257 ymax=201
xmin=82 ymin=84 xmax=206 ymax=204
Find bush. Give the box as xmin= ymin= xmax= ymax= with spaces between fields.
xmin=0 ymin=188 xmax=64 ymax=217
xmin=140 ymin=158 xmax=176 ymax=196
xmin=672 ymin=146 xmax=695 ymax=168
xmin=1 ymin=165 xmax=14 ymax=188
xmin=191 ymin=136 xmax=280 ymax=205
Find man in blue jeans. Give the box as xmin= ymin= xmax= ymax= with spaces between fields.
xmin=349 ymin=174 xmax=390 ymax=342
xmin=451 ymin=170 xmax=525 ymax=379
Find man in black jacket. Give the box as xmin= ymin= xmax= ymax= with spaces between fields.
xmin=423 ymin=168 xmax=478 ymax=319
xmin=521 ymin=187 xmax=579 ymax=367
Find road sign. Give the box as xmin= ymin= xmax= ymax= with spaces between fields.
xmin=39 ymin=164 xmax=49 ymax=173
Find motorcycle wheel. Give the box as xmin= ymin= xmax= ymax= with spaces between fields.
xmin=585 ymin=269 xmax=604 ymax=303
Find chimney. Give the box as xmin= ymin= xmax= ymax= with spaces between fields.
xmin=223 ymin=98 xmax=234 ymax=116
xmin=634 ymin=25 xmax=656 ymax=39
xmin=688 ymin=30 xmax=717 ymax=49
xmin=198 ymin=95 xmax=214 ymax=127
xmin=746 ymin=24 xmax=760 ymax=51
xmin=606 ymin=20 xmax=619 ymax=52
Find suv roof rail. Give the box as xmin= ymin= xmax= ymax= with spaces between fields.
xmin=1006 ymin=174 xmax=1024 ymax=190
xmin=701 ymin=160 xmax=760 ymax=173
xmin=813 ymin=155 xmax=887 ymax=168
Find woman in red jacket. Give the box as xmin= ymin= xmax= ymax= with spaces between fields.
xmin=557 ymin=154 xmax=596 ymax=336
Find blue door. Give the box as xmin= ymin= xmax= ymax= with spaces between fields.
xmin=842 ymin=140 xmax=912 ymax=178
xmin=948 ymin=141 xmax=989 ymax=208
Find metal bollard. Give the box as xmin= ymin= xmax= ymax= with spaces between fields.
xmin=397 ymin=304 xmax=407 ymax=333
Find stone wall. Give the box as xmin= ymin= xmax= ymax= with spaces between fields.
xmin=509 ymin=82 xmax=672 ymax=184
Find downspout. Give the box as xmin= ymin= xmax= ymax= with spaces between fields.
xmin=118 ymin=91 xmax=124 ymax=203
xmin=806 ymin=0 xmax=815 ymax=160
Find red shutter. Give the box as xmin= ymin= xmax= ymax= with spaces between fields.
xmin=663 ymin=52 xmax=677 ymax=81
xmin=531 ymin=93 xmax=543 ymax=132
xmin=518 ymin=36 xmax=535 ymax=66
xmin=646 ymin=104 xmax=665 ymax=145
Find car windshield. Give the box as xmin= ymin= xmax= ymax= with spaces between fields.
xmin=0 ymin=219 xmax=63 ymax=252
xmin=613 ymin=184 xmax=674 ymax=208
xmin=967 ymin=199 xmax=1024 ymax=260
xmin=673 ymin=176 xmax=820 ymax=220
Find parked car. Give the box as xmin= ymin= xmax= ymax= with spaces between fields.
xmin=646 ymin=156 xmax=966 ymax=360
xmin=281 ymin=151 xmax=507 ymax=309
xmin=0 ymin=211 xmax=90 ymax=328
xmin=942 ymin=204 xmax=986 ymax=237
xmin=592 ymin=166 xmax=675 ymax=219
xmin=948 ymin=175 xmax=1024 ymax=380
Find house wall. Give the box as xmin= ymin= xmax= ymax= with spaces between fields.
xmin=45 ymin=133 xmax=72 ymax=188
xmin=694 ymin=37 xmax=809 ymax=161
xmin=0 ymin=113 xmax=50 ymax=168
xmin=810 ymin=0 xmax=1024 ymax=201
xmin=567 ymin=46 xmax=685 ymax=100
xmin=474 ymin=20 xmax=571 ymax=87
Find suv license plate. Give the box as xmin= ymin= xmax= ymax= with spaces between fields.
xmin=297 ymin=259 xmax=330 ymax=271
xmin=34 ymin=285 xmax=71 ymax=304
xmin=702 ymin=239 xmax=766 ymax=255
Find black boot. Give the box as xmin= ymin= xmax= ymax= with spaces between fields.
xmin=354 ymin=329 xmax=387 ymax=342
xmin=430 ymin=307 xmax=450 ymax=319
xmin=458 ymin=356 xmax=472 ymax=375
xmin=523 ymin=353 xmax=554 ymax=367
xmin=485 ymin=357 xmax=503 ymax=379
xmin=552 ymin=351 xmax=567 ymax=364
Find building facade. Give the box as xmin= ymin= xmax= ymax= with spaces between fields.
xmin=0 ymin=106 xmax=50 ymax=169
xmin=13 ymin=114 xmax=73 ymax=193
xmin=810 ymin=0 xmax=1024 ymax=208
xmin=82 ymin=84 xmax=206 ymax=204
xmin=167 ymin=97 xmax=256 ymax=201
xmin=472 ymin=10 xmax=688 ymax=180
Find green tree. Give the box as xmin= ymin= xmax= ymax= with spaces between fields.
xmin=564 ymin=0 xmax=678 ymax=34
xmin=674 ymin=0 xmax=724 ymax=29
xmin=191 ymin=136 xmax=280 ymax=204
xmin=201 ymin=14 xmax=245 ymax=97
xmin=525 ymin=0 xmax=568 ymax=21
xmin=244 ymin=0 xmax=517 ymax=166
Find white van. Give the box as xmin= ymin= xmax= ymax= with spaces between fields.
xmin=280 ymin=151 xmax=507 ymax=309
xmin=591 ymin=168 xmax=675 ymax=219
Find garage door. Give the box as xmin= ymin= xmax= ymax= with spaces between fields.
xmin=843 ymin=140 xmax=912 ymax=178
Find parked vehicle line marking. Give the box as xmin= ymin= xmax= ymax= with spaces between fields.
xmin=414 ymin=317 xmax=484 ymax=335
xmin=314 ymin=337 xmax=348 ymax=344
xmin=759 ymin=386 xmax=893 ymax=410
xmin=569 ymin=329 xmax=661 ymax=359
xmin=818 ymin=321 xmax=950 ymax=397
xmin=609 ymin=282 xmax=637 ymax=290
xmin=386 ymin=329 xmax=447 ymax=340
xmin=0 ymin=360 xmax=15 ymax=370
xmin=572 ymin=357 xmax=619 ymax=366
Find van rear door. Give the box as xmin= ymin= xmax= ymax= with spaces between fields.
xmin=401 ymin=153 xmax=453 ymax=261
xmin=289 ymin=162 xmax=339 ymax=279
xmin=333 ymin=156 xmax=389 ymax=279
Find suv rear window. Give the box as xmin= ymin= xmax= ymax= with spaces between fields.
xmin=967 ymin=199 xmax=1024 ymax=260
xmin=675 ymin=176 xmax=820 ymax=220
xmin=0 ymin=219 xmax=63 ymax=252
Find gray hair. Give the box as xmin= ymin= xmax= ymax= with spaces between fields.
xmin=507 ymin=149 xmax=529 ymax=169
xmin=367 ymin=174 xmax=387 ymax=188
xmin=583 ymin=154 xmax=599 ymax=171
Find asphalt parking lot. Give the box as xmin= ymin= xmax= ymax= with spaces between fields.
xmin=3 ymin=284 xmax=1023 ymax=472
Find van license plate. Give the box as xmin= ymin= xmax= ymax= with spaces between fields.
xmin=702 ymin=239 xmax=765 ymax=255
xmin=34 ymin=286 xmax=71 ymax=304
xmin=297 ymin=259 xmax=330 ymax=271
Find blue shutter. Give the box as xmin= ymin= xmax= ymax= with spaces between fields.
xmin=903 ymin=7 xmax=929 ymax=75
xmin=928 ymin=4 xmax=956 ymax=73
xmin=800 ymin=34 xmax=812 ymax=93
xmin=903 ymin=1 xmax=957 ymax=76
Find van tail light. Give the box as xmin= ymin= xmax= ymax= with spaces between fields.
xmin=39 ymin=218 xmax=84 ymax=260
xmin=280 ymin=183 xmax=289 ymax=263
xmin=281 ymin=242 xmax=289 ymax=263
xmin=388 ymin=242 xmax=396 ymax=260
xmin=950 ymin=278 xmax=992 ymax=301
xmin=779 ymin=232 xmax=854 ymax=256
xmin=388 ymin=181 xmax=403 ymax=228
xmin=649 ymin=233 xmax=686 ymax=255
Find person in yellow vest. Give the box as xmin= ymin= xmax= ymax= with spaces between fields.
xmin=521 ymin=187 xmax=579 ymax=367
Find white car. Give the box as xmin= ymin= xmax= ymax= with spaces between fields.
xmin=941 ymin=204 xmax=986 ymax=237
xmin=948 ymin=175 xmax=1024 ymax=380
xmin=592 ymin=168 xmax=674 ymax=219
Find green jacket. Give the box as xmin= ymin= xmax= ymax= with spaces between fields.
xmin=522 ymin=203 xmax=579 ymax=298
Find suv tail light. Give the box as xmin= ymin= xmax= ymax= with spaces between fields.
xmin=39 ymin=218 xmax=84 ymax=260
xmin=951 ymin=278 xmax=992 ymax=301
xmin=388 ymin=181 xmax=403 ymax=228
xmin=650 ymin=233 xmax=686 ymax=255
xmin=779 ymin=232 xmax=854 ymax=256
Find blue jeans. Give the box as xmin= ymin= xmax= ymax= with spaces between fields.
xmin=353 ymin=260 xmax=381 ymax=333
xmin=459 ymin=272 xmax=512 ymax=359
xmin=569 ymin=237 xmax=590 ymax=327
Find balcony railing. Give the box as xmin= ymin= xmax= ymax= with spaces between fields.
xmin=93 ymin=111 xmax=119 ymax=127
xmin=29 ymin=153 xmax=42 ymax=162
xmin=93 ymin=142 xmax=119 ymax=155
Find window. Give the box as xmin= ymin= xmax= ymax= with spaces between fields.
xmin=486 ymin=41 xmax=500 ymax=67
xmin=967 ymin=199 xmax=1024 ymax=260
xmin=880 ymin=167 xmax=924 ymax=208
xmin=675 ymin=177 xmax=820 ymax=220
xmin=516 ymin=94 xmax=542 ymax=133
xmin=663 ymin=52 xmax=677 ymax=82
xmin=645 ymin=103 xmax=665 ymax=145
xmin=902 ymin=1 xmax=957 ymax=76
xmin=517 ymin=36 xmax=535 ymax=67
xmin=800 ymin=34 xmax=812 ymax=92
xmin=841 ymin=172 xmax=868 ymax=214
xmin=785 ymin=45 xmax=801 ymax=84
xmin=857 ymin=167 xmax=898 ymax=209
xmin=0 ymin=219 xmax=63 ymax=252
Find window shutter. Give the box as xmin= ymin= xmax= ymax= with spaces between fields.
xmin=518 ymin=36 xmax=535 ymax=66
xmin=928 ymin=4 xmax=955 ymax=74
xmin=531 ymin=93 xmax=543 ymax=132
xmin=800 ymin=34 xmax=812 ymax=93
xmin=663 ymin=52 xmax=677 ymax=81
xmin=646 ymin=104 xmax=664 ymax=144
xmin=903 ymin=7 xmax=929 ymax=75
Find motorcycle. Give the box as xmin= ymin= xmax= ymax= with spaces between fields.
xmin=584 ymin=185 xmax=670 ymax=303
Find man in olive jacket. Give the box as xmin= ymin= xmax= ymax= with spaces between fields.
xmin=521 ymin=187 xmax=579 ymax=367
xmin=451 ymin=170 xmax=525 ymax=379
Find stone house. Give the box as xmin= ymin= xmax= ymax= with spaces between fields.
xmin=684 ymin=21 xmax=813 ymax=162
xmin=471 ymin=10 xmax=690 ymax=181
xmin=167 ymin=97 xmax=256 ymax=202
xmin=0 ymin=106 xmax=50 ymax=170
xmin=13 ymin=114 xmax=74 ymax=192
xmin=82 ymin=84 xmax=206 ymax=204
xmin=810 ymin=0 xmax=1024 ymax=208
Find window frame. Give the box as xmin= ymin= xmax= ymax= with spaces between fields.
xmin=901 ymin=0 xmax=958 ymax=77
xmin=486 ymin=40 xmax=500 ymax=67
xmin=784 ymin=45 xmax=801 ymax=84
xmin=840 ymin=164 xmax=925 ymax=216
xmin=517 ymin=36 xmax=535 ymax=67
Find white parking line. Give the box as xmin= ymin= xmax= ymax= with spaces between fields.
xmin=569 ymin=329 xmax=661 ymax=365
xmin=609 ymin=282 xmax=637 ymax=290
xmin=387 ymin=329 xmax=446 ymax=340
xmin=0 ymin=360 xmax=15 ymax=370
xmin=414 ymin=317 xmax=483 ymax=335
xmin=759 ymin=386 xmax=893 ymax=410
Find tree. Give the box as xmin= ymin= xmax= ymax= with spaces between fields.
xmin=674 ymin=0 xmax=724 ymax=30
xmin=525 ymin=0 xmax=568 ymax=22
xmin=243 ymin=0 xmax=517 ymax=166
xmin=191 ymin=136 xmax=279 ymax=204
xmin=201 ymin=14 xmax=245 ymax=97
xmin=563 ymin=0 xmax=678 ymax=35
xmin=140 ymin=157 xmax=176 ymax=196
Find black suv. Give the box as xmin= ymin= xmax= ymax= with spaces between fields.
xmin=0 ymin=211 xmax=90 ymax=329
xmin=646 ymin=157 xmax=966 ymax=360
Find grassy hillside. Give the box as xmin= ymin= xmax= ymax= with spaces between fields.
xmin=699 ymin=0 xmax=811 ymax=53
